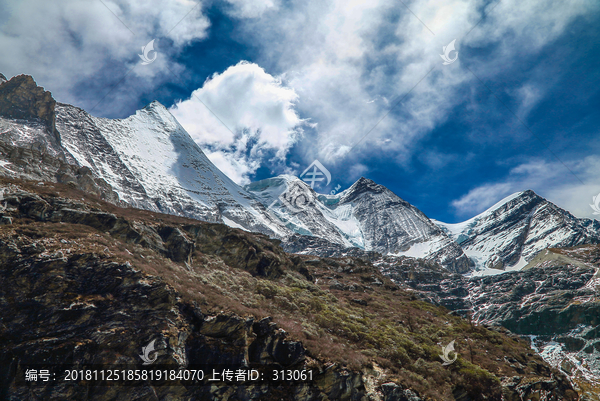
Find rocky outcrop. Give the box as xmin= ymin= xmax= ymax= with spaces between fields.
xmin=0 ymin=74 xmax=58 ymax=140
xmin=0 ymin=74 xmax=123 ymax=204
xmin=0 ymin=187 xmax=201 ymax=272
xmin=501 ymin=375 xmax=580 ymax=401
xmin=381 ymin=382 xmax=423 ymax=400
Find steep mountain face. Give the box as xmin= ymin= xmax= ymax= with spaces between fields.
xmin=0 ymin=74 xmax=289 ymax=238
xmin=435 ymin=190 xmax=600 ymax=273
xmin=55 ymin=100 xmax=290 ymax=237
xmin=247 ymin=175 xmax=473 ymax=273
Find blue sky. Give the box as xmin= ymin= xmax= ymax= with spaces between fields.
xmin=1 ymin=0 xmax=599 ymax=222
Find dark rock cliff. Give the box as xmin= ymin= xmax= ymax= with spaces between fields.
xmin=0 ymin=74 xmax=58 ymax=141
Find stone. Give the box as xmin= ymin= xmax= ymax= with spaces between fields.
xmin=0 ymin=74 xmax=58 ymax=140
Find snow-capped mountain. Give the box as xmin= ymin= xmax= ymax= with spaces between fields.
xmin=246 ymin=175 xmax=473 ymax=273
xmin=56 ymin=101 xmax=292 ymax=237
xmin=0 ymin=74 xmax=289 ymax=237
xmin=4 ymin=72 xmax=599 ymax=277
xmin=435 ymin=190 xmax=600 ymax=273
xmin=246 ymin=175 xmax=360 ymax=248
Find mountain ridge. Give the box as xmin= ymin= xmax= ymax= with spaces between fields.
xmin=2 ymin=72 xmax=600 ymax=277
xmin=0 ymin=73 xmax=291 ymax=238
xmin=246 ymin=174 xmax=473 ymax=273
xmin=434 ymin=189 xmax=600 ymax=273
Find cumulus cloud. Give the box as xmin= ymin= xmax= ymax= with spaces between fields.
xmin=451 ymin=156 xmax=600 ymax=220
xmin=170 ymin=61 xmax=304 ymax=184
xmin=451 ymin=182 xmax=518 ymax=216
xmin=0 ymin=0 xmax=209 ymax=115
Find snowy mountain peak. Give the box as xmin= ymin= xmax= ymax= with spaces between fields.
xmin=351 ymin=176 xmax=378 ymax=188
xmin=0 ymin=74 xmax=290 ymax=238
xmin=246 ymin=174 xmax=473 ymax=272
xmin=345 ymin=177 xmax=385 ymax=194
xmin=146 ymin=99 xmax=165 ymax=109
xmin=436 ymin=189 xmax=600 ymax=274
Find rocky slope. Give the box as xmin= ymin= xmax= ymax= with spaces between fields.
xmin=0 ymin=177 xmax=578 ymax=400
xmin=247 ymin=175 xmax=472 ymax=273
xmin=381 ymin=246 xmax=600 ymax=399
xmin=435 ymin=191 xmax=600 ymax=273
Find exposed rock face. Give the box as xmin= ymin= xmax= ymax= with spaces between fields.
xmin=0 ymin=74 xmax=57 ymax=140
xmin=0 ymin=240 xmax=365 ymax=400
xmin=0 ymin=140 xmax=121 ymax=204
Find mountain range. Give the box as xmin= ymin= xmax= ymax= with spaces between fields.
xmin=2 ymin=72 xmax=600 ymax=398
xmin=2 ymin=73 xmax=599 ymax=276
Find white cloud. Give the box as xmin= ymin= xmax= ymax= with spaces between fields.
xmin=514 ymin=84 xmax=542 ymax=118
xmin=451 ymin=182 xmax=518 ymax=216
xmin=224 ymin=0 xmax=280 ymax=18
xmin=0 ymin=0 xmax=209 ymax=114
xmin=169 ymin=61 xmax=304 ymax=184
xmin=451 ymin=156 xmax=600 ymax=220
xmin=347 ymin=163 xmax=369 ymax=181
xmin=232 ymin=0 xmax=597 ymax=168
